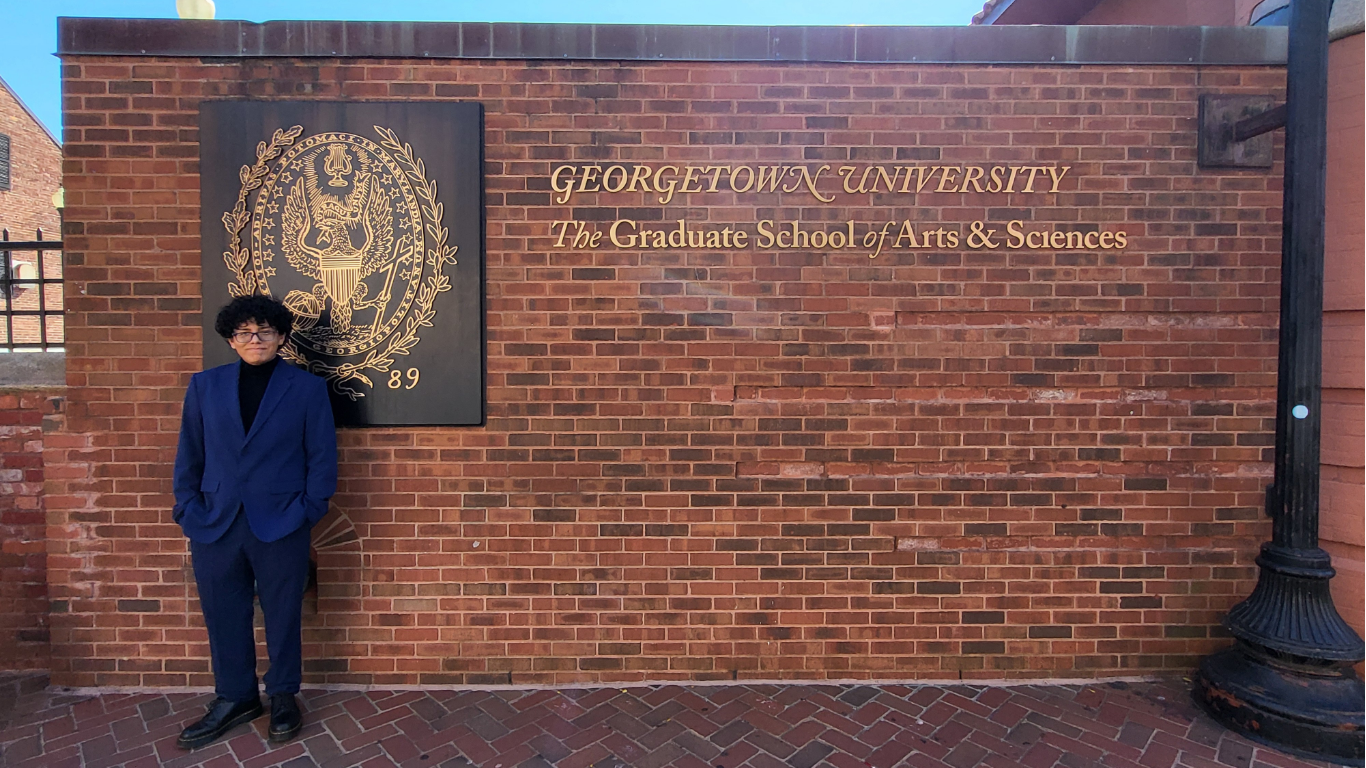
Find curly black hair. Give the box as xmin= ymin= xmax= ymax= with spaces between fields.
xmin=214 ymin=294 xmax=294 ymax=339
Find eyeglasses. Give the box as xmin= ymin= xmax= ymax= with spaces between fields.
xmin=231 ymin=329 xmax=282 ymax=344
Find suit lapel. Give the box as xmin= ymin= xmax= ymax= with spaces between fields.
xmin=218 ymin=363 xmax=247 ymax=445
xmin=244 ymin=362 xmax=294 ymax=445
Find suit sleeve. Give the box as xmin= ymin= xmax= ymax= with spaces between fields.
xmin=301 ymin=376 xmax=338 ymax=526
xmin=172 ymin=374 xmax=208 ymax=525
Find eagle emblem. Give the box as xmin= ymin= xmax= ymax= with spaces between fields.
xmin=226 ymin=127 xmax=456 ymax=399
xmin=279 ymin=146 xmax=399 ymax=334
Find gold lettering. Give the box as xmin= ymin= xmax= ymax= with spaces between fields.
xmin=551 ymin=220 xmax=573 ymax=247
xmin=650 ymin=230 xmax=666 ymax=248
xmin=551 ymin=166 xmax=577 ymax=204
xmin=578 ymin=165 xmax=602 ymax=193
xmin=1099 ymin=231 xmax=1115 ymax=249
xmin=1084 ymin=231 xmax=1100 ymax=249
xmin=838 ymin=166 xmax=864 ymax=194
xmin=987 ymin=166 xmax=1006 ymax=194
xmin=1049 ymin=231 xmax=1066 ymax=249
xmin=959 ymin=166 xmax=985 ymax=193
xmin=1114 ymin=231 xmax=1128 ymax=248
xmin=913 ymin=166 xmax=942 ymax=193
xmin=756 ymin=166 xmax=788 ymax=193
xmin=945 ymin=230 xmax=960 ymax=248
xmin=668 ymin=220 xmax=686 ymax=248
xmin=733 ymin=229 xmax=749 ymax=248
xmin=705 ymin=230 xmax=721 ymax=248
xmin=706 ymin=165 xmax=728 ymax=192
xmin=782 ymin=165 xmax=834 ymax=202
xmin=687 ymin=228 xmax=704 ymax=248
xmin=1006 ymin=220 xmax=1025 ymax=248
xmin=569 ymin=221 xmax=597 ymax=249
xmin=655 ymin=166 xmax=679 ymax=204
xmin=757 ymin=220 xmax=775 ymax=248
xmin=1066 ymin=231 xmax=1083 ymax=249
xmin=1026 ymin=230 xmax=1044 ymax=249
xmin=1021 ymin=166 xmax=1046 ymax=193
xmin=1046 ymin=165 xmax=1070 ymax=193
xmin=851 ymin=166 xmax=895 ymax=194
xmin=894 ymin=220 xmax=920 ymax=248
xmin=873 ymin=166 xmax=900 ymax=194
xmin=811 ymin=229 xmax=828 ymax=249
xmin=680 ymin=166 xmax=705 ymax=195
xmin=609 ymin=219 xmax=636 ymax=248
xmin=935 ymin=166 xmax=961 ymax=192
xmin=867 ymin=221 xmax=893 ymax=258
xmin=602 ymin=165 xmax=628 ymax=193
xmin=790 ymin=221 xmax=808 ymax=249
xmin=856 ymin=167 xmax=879 ymax=193
xmin=627 ymin=164 xmax=654 ymax=193
xmin=1006 ymin=166 xmax=1022 ymax=193
xmin=730 ymin=166 xmax=755 ymax=193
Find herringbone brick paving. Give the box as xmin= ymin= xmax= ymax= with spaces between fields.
xmin=0 ymin=677 xmax=1331 ymax=768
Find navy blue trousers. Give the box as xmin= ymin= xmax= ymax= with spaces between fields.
xmin=190 ymin=511 xmax=310 ymax=702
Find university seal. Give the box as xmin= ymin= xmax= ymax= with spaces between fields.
xmin=222 ymin=125 xmax=458 ymax=399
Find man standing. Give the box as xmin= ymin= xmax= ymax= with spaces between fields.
xmin=173 ymin=295 xmax=338 ymax=749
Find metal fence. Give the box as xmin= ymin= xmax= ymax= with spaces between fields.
xmin=1 ymin=230 xmax=64 ymax=351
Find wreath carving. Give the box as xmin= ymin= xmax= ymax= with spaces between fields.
xmin=222 ymin=124 xmax=458 ymax=400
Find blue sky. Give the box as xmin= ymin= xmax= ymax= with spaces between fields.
xmin=2 ymin=1 xmax=986 ymax=139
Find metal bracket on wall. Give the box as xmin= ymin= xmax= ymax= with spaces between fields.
xmin=1198 ymin=95 xmax=1286 ymax=168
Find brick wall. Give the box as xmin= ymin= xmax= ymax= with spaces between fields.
xmin=0 ymin=388 xmax=60 ymax=670
xmin=0 ymin=81 xmax=64 ymax=350
xmin=50 ymin=56 xmax=1287 ymax=687
xmin=0 ymin=81 xmax=61 ymax=240
xmin=1322 ymin=32 xmax=1365 ymax=642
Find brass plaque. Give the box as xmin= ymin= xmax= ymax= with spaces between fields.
xmin=200 ymin=101 xmax=485 ymax=426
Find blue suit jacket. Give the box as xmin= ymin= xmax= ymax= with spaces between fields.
xmin=173 ymin=360 xmax=338 ymax=544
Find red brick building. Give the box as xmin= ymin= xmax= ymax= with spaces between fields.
xmin=0 ymin=76 xmax=64 ymax=354
xmin=1320 ymin=8 xmax=1366 ymax=653
xmin=0 ymin=75 xmax=62 ymax=669
xmin=0 ymin=76 xmax=61 ymax=241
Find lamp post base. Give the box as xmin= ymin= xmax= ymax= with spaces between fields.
xmin=1195 ymin=642 xmax=1365 ymax=766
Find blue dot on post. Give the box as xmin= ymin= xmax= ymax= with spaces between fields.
xmin=1292 ymin=405 xmax=1309 ymax=419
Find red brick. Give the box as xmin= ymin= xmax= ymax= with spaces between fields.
xmin=30 ymin=55 xmax=1304 ymax=686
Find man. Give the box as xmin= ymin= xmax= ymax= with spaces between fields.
xmin=173 ymin=294 xmax=338 ymax=749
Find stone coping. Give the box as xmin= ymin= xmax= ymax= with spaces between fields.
xmin=0 ymin=351 xmax=65 ymax=388
xmin=58 ymin=18 xmax=1288 ymax=65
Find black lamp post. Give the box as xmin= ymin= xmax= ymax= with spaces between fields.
xmin=1193 ymin=0 xmax=1366 ymax=763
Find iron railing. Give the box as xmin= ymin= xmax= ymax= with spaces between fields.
xmin=1 ymin=230 xmax=64 ymax=351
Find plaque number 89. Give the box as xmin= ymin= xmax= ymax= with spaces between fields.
xmin=388 ymin=368 xmax=420 ymax=390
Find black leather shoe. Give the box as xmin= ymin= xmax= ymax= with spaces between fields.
xmin=177 ymin=696 xmax=264 ymax=749
xmin=269 ymin=693 xmax=303 ymax=743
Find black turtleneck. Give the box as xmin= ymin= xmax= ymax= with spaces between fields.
xmin=238 ymin=356 xmax=280 ymax=432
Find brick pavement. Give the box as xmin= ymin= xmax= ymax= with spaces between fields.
xmin=0 ymin=675 xmax=1332 ymax=768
